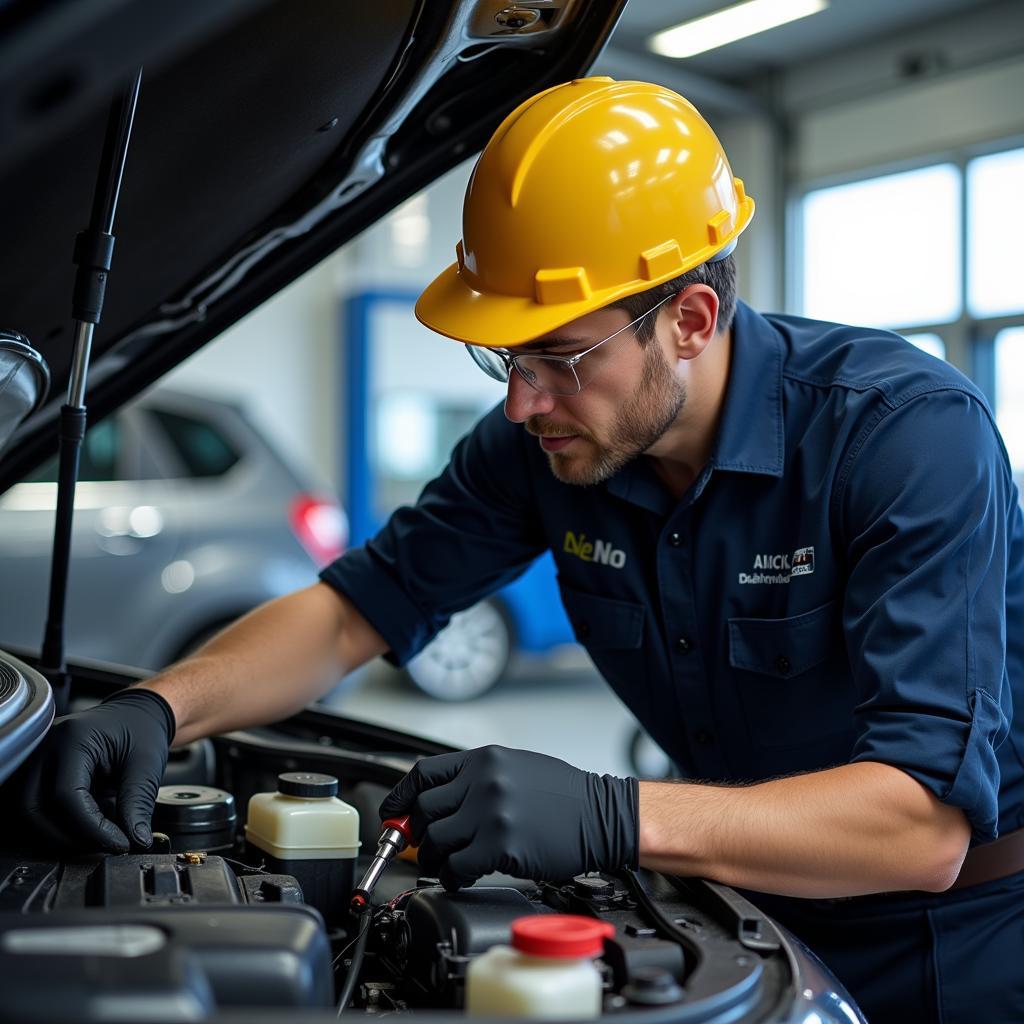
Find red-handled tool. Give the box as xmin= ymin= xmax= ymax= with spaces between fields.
xmin=350 ymin=815 xmax=414 ymax=912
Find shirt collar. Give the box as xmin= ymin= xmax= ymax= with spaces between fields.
xmin=711 ymin=300 xmax=784 ymax=477
xmin=604 ymin=300 xmax=784 ymax=513
xmin=605 ymin=456 xmax=674 ymax=516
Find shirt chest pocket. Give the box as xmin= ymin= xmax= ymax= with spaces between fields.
xmin=558 ymin=582 xmax=645 ymax=649
xmin=727 ymin=600 xmax=855 ymax=759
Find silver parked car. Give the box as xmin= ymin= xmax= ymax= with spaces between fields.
xmin=0 ymin=388 xmax=347 ymax=669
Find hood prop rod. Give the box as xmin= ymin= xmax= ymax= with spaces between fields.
xmin=40 ymin=68 xmax=142 ymax=714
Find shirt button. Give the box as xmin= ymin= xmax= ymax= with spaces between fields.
xmin=676 ymin=637 xmax=692 ymax=653
xmin=776 ymin=655 xmax=791 ymax=675
xmin=577 ymin=622 xmax=591 ymax=639
xmin=668 ymin=531 xmax=682 ymax=547
xmin=695 ymin=729 xmax=715 ymax=745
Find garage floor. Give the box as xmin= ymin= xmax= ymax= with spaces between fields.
xmin=325 ymin=654 xmax=639 ymax=776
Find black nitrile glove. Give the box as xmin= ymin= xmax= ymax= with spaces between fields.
xmin=380 ymin=744 xmax=638 ymax=891
xmin=15 ymin=687 xmax=176 ymax=853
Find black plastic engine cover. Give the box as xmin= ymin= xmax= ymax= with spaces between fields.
xmin=0 ymin=854 xmax=303 ymax=911
xmin=92 ymin=853 xmax=253 ymax=907
xmin=0 ymin=906 xmax=332 ymax=1015
xmin=0 ymin=855 xmax=329 ymax=1015
xmin=0 ymin=924 xmax=215 ymax=1022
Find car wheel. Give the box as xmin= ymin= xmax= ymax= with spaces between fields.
xmin=404 ymin=599 xmax=513 ymax=701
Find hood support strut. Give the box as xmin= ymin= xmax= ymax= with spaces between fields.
xmin=40 ymin=69 xmax=142 ymax=714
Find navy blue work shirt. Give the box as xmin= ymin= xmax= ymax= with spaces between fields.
xmin=321 ymin=300 xmax=1024 ymax=845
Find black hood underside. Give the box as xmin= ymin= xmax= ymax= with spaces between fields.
xmin=0 ymin=0 xmax=625 ymax=492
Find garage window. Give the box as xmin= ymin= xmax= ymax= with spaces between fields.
xmin=968 ymin=148 xmax=1024 ymax=320
xmin=801 ymin=164 xmax=961 ymax=331
xmin=996 ymin=327 xmax=1024 ymax=472
xmin=796 ymin=143 xmax=1024 ymax=444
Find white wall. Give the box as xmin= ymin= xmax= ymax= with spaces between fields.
xmin=162 ymin=246 xmax=354 ymax=490
xmin=717 ymin=113 xmax=784 ymax=313
xmin=784 ymin=0 xmax=1024 ymax=184
xmin=353 ymin=157 xmax=475 ymax=294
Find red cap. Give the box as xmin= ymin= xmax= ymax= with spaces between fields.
xmin=511 ymin=915 xmax=615 ymax=959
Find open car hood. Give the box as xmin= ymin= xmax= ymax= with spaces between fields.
xmin=0 ymin=0 xmax=626 ymax=492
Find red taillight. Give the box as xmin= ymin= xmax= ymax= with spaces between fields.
xmin=289 ymin=495 xmax=348 ymax=566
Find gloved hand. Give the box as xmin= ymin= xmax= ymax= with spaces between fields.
xmin=15 ymin=687 xmax=176 ymax=853
xmin=380 ymin=744 xmax=638 ymax=890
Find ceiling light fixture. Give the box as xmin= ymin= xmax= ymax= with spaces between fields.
xmin=649 ymin=0 xmax=829 ymax=59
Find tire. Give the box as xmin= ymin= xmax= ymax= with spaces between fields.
xmin=404 ymin=599 xmax=513 ymax=701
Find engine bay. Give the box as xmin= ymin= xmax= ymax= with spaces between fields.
xmin=0 ymin=651 xmax=851 ymax=1023
xmin=0 ymin=849 xmax=790 ymax=1021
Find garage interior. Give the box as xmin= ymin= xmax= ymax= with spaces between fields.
xmin=0 ymin=4 xmax=1019 ymax=1019
xmin=133 ymin=0 xmax=1024 ymax=776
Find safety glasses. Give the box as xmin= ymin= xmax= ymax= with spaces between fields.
xmin=465 ymin=294 xmax=672 ymax=396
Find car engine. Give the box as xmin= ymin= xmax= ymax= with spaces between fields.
xmin=0 ymin=650 xmax=858 ymax=1023
xmin=0 ymin=848 xmax=794 ymax=1021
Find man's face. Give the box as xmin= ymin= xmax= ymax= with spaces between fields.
xmin=503 ymin=307 xmax=686 ymax=486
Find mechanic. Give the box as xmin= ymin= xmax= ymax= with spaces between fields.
xmin=16 ymin=79 xmax=1024 ymax=1022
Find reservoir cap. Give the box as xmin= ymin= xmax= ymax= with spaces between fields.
xmin=278 ymin=772 xmax=338 ymax=798
xmin=153 ymin=785 xmax=236 ymax=832
xmin=511 ymin=915 xmax=615 ymax=958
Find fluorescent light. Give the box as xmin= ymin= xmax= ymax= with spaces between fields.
xmin=649 ymin=0 xmax=829 ymax=59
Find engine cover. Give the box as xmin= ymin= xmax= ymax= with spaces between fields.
xmin=0 ymin=854 xmax=331 ymax=1018
xmin=0 ymin=853 xmax=304 ymax=911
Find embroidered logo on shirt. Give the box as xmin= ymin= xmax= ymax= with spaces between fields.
xmin=739 ymin=546 xmax=815 ymax=584
xmin=790 ymin=546 xmax=815 ymax=576
xmin=563 ymin=530 xmax=626 ymax=569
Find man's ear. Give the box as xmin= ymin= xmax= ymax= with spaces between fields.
xmin=665 ymin=285 xmax=719 ymax=360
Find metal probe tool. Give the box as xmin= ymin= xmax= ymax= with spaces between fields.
xmin=350 ymin=815 xmax=414 ymax=911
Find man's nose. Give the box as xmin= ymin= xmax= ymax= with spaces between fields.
xmin=504 ymin=366 xmax=556 ymax=423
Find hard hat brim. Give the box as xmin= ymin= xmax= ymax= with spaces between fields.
xmin=415 ymin=261 xmax=606 ymax=349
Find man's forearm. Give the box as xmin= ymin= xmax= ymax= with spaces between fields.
xmin=638 ymin=760 xmax=971 ymax=898
xmin=137 ymin=582 xmax=387 ymax=746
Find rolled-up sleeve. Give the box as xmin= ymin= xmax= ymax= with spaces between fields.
xmin=320 ymin=405 xmax=546 ymax=666
xmin=839 ymin=387 xmax=1013 ymax=840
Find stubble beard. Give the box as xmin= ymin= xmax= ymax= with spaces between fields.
xmin=536 ymin=344 xmax=687 ymax=486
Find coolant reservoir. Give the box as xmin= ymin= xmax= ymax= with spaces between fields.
xmin=466 ymin=915 xmax=614 ymax=1019
xmin=245 ymin=772 xmax=359 ymax=926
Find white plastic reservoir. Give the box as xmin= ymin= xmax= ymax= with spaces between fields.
xmin=245 ymin=771 xmax=360 ymax=927
xmin=466 ymin=914 xmax=614 ymax=1019
xmin=245 ymin=771 xmax=360 ymax=860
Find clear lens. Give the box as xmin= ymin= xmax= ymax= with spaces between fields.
xmin=465 ymin=294 xmax=669 ymax=397
xmin=466 ymin=344 xmax=510 ymax=382
xmin=513 ymin=356 xmax=581 ymax=396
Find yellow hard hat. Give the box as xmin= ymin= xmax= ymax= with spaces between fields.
xmin=415 ymin=77 xmax=754 ymax=349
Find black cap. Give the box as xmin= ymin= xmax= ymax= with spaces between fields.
xmin=277 ymin=772 xmax=338 ymax=798
xmin=153 ymin=786 xmax=236 ymax=833
xmin=573 ymin=874 xmax=615 ymax=900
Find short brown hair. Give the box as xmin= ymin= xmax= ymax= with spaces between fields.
xmin=612 ymin=253 xmax=738 ymax=344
